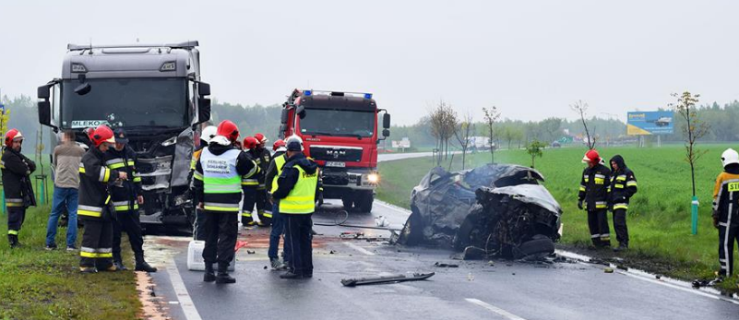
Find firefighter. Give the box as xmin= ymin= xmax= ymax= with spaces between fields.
xmin=105 ymin=129 xmax=157 ymax=272
xmin=265 ymin=139 xmax=288 ymax=269
xmin=608 ymin=155 xmax=638 ymax=252
xmin=193 ymin=120 xmax=256 ymax=284
xmin=191 ymin=125 xmax=217 ymax=240
xmin=240 ymin=136 xmax=263 ymax=226
xmin=2 ymin=129 xmax=36 ymax=248
xmin=712 ymin=148 xmax=739 ymax=280
xmin=273 ymin=136 xmax=319 ymax=279
xmin=254 ymin=133 xmax=272 ymax=226
xmin=79 ymin=125 xmax=126 ymax=273
xmin=578 ymin=149 xmax=612 ymax=248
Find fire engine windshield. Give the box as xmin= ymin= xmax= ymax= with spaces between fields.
xmin=299 ymin=109 xmax=375 ymax=137
xmin=60 ymin=78 xmax=189 ymax=129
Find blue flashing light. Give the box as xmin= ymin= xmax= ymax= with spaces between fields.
xmin=304 ymin=90 xmax=312 ymax=96
xmin=364 ymin=93 xmax=373 ymax=99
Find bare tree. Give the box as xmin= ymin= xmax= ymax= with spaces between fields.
xmin=670 ymin=92 xmax=709 ymax=197
xmin=428 ymin=100 xmax=457 ymax=165
xmin=453 ymin=113 xmax=474 ymax=169
xmin=482 ymin=106 xmax=501 ymax=163
xmin=570 ymin=100 xmax=595 ymax=149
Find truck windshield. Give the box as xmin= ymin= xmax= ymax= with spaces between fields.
xmin=300 ymin=109 xmax=375 ymax=137
xmin=61 ymin=78 xmax=189 ymax=129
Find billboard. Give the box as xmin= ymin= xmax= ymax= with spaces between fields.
xmin=627 ymin=111 xmax=674 ymax=135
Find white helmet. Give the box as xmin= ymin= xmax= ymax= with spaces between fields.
xmin=285 ymin=135 xmax=304 ymax=152
xmin=722 ymin=148 xmax=739 ymax=167
xmin=200 ymin=126 xmax=217 ymax=144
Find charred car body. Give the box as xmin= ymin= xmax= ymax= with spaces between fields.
xmin=37 ymin=41 xmax=212 ymax=229
xmin=398 ymin=164 xmax=562 ymax=259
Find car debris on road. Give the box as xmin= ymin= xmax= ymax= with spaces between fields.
xmin=341 ymin=272 xmax=435 ymax=287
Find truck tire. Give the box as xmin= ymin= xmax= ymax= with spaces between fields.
xmin=357 ymin=192 xmax=374 ymax=213
xmin=342 ymin=197 xmax=354 ymax=211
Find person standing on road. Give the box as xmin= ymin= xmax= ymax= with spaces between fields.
xmin=578 ymin=149 xmax=612 ymax=248
xmin=46 ymin=130 xmax=84 ymax=251
xmin=712 ymin=148 xmax=739 ymax=280
xmin=254 ymin=133 xmax=273 ymax=226
xmin=608 ymin=155 xmax=638 ymax=252
xmin=240 ymin=136 xmax=263 ymax=226
xmin=194 ymin=120 xmax=256 ymax=284
xmin=273 ymin=136 xmax=319 ymax=279
xmin=79 ymin=125 xmax=125 ymax=273
xmin=191 ymin=125 xmax=217 ymax=241
xmin=105 ymin=129 xmax=157 ymax=273
xmin=265 ymin=139 xmax=288 ymax=269
xmin=2 ymin=129 xmax=36 ymax=248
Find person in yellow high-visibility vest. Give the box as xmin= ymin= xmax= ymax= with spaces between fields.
xmin=272 ymin=136 xmax=319 ymax=279
xmin=265 ymin=139 xmax=287 ymax=269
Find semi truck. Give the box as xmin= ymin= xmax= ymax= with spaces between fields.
xmin=37 ymin=41 xmax=211 ymax=229
xmin=280 ymin=89 xmax=390 ymax=212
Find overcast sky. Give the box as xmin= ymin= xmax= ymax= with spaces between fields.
xmin=1 ymin=1 xmax=738 ymax=125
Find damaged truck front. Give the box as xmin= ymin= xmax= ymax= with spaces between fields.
xmin=37 ymin=41 xmax=212 ymax=229
xmin=398 ymin=164 xmax=562 ymax=259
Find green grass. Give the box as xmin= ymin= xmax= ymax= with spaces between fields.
xmin=378 ymin=145 xmax=739 ymax=291
xmin=0 ymin=205 xmax=140 ymax=320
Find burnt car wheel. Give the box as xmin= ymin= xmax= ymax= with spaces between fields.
xmin=513 ymin=234 xmax=555 ymax=259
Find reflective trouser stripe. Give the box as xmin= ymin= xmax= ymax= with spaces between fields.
xmin=7 ymin=230 xmax=18 ymax=235
xmin=204 ymin=202 xmax=240 ymax=212
xmin=613 ymin=203 xmax=628 ymax=210
xmin=595 ymin=201 xmax=607 ymax=209
xmin=242 ymin=212 xmax=252 ymax=217
xmin=6 ymin=198 xmax=23 ymax=207
xmin=80 ymin=247 xmax=113 ymax=258
xmin=262 ymin=212 xmax=273 ymax=218
xmin=78 ymin=205 xmax=104 ymax=218
xmin=6 ymin=202 xmax=23 ymax=207
xmin=115 ymin=205 xmax=139 ymax=212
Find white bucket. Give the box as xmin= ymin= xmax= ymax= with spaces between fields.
xmin=187 ymin=240 xmax=236 ymax=271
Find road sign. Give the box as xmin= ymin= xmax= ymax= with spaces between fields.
xmin=627 ymin=111 xmax=674 ymax=135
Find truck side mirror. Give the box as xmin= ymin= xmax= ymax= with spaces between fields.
xmin=279 ymin=124 xmax=286 ymax=138
xmin=197 ymin=98 xmax=211 ymax=124
xmin=198 ymin=82 xmax=211 ymax=96
xmin=37 ymin=85 xmax=53 ymax=127
xmin=297 ymin=106 xmax=306 ymax=119
xmin=383 ymin=129 xmax=390 ymax=138
xmin=38 ymin=85 xmax=50 ymax=100
xmin=383 ymin=113 xmax=391 ymax=129
xmin=280 ymin=109 xmax=289 ymax=124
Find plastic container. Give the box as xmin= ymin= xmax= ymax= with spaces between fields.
xmin=187 ymin=240 xmax=235 ymax=271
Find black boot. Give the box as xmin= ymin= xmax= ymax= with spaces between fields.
xmin=114 ymin=260 xmax=128 ymax=271
xmin=203 ymin=263 xmax=216 ymax=282
xmin=215 ymin=262 xmax=236 ymax=284
xmin=135 ymin=254 xmax=158 ymax=273
xmin=8 ymin=235 xmax=20 ymax=249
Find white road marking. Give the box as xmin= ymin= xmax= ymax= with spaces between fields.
xmin=167 ymin=261 xmax=203 ymax=320
xmin=465 ymin=298 xmax=527 ymax=320
xmin=344 ymin=242 xmax=376 ymax=256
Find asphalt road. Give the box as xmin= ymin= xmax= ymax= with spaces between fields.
xmin=144 ymin=153 xmax=739 ymax=320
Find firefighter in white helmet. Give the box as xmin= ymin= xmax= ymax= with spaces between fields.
xmin=190 ymin=125 xmax=217 ymax=240
xmin=712 ymin=148 xmax=739 ymax=281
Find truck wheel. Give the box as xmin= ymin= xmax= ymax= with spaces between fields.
xmin=357 ymin=192 xmax=374 ymax=213
xmin=342 ymin=197 xmax=354 ymax=211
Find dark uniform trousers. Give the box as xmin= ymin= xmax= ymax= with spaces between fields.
xmin=284 ymin=213 xmax=313 ymax=275
xmin=587 ymin=209 xmax=610 ymax=247
xmin=241 ymin=186 xmax=264 ymax=225
xmin=7 ymin=205 xmax=26 ymax=235
xmin=203 ymin=211 xmax=238 ymax=265
xmin=612 ymin=209 xmax=629 ymax=246
xmin=80 ymin=214 xmax=114 ymax=269
xmin=112 ymin=210 xmax=144 ymax=262
xmin=718 ymin=224 xmax=739 ymax=276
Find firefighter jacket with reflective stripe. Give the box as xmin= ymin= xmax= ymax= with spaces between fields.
xmin=579 ymin=164 xmax=611 ymax=210
xmin=609 ymin=168 xmax=637 ymax=210
xmin=242 ymin=149 xmax=266 ymax=189
xmin=240 ymin=151 xmax=261 ymax=187
xmin=1 ymin=148 xmax=36 ymax=207
xmin=79 ymin=147 xmax=119 ymax=218
xmin=104 ymin=146 xmax=142 ymax=213
xmin=274 ymin=153 xmax=319 ymax=214
xmin=713 ymin=168 xmax=739 ymax=226
xmin=194 ymin=143 xmax=256 ymax=212
xmin=267 ymin=152 xmax=286 ymax=193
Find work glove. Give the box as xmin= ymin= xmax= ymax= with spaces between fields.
xmin=577 ymin=200 xmax=583 ymax=210
xmin=712 ymin=212 xmax=720 ymax=229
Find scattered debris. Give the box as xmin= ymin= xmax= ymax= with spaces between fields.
xmin=341 ymin=273 xmax=435 ymax=287
xmin=467 ymin=273 xmax=474 ymax=281
xmin=263 ymin=266 xmax=268 ymax=270
xmin=329 ymin=250 xmax=335 ymax=254
xmin=488 ymin=261 xmax=495 ymax=266
xmin=616 ymin=265 xmax=628 ymax=271
xmin=340 ymin=232 xmax=385 ymax=242
xmin=655 ymin=275 xmax=662 ymax=280
xmin=604 ymin=268 xmax=614 ymax=273
xmin=398 ymin=164 xmax=562 ymax=260
xmin=434 ymin=262 xmax=459 ymax=268
xmin=375 ymin=215 xmax=389 ymax=227
xmin=246 ymin=250 xmax=256 ymax=255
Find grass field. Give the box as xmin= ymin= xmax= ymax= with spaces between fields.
xmin=377 ymin=145 xmax=739 ymax=290
xmin=0 ymin=204 xmax=140 ymax=319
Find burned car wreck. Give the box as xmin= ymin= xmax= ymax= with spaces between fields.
xmin=397 ymin=164 xmax=562 ymax=260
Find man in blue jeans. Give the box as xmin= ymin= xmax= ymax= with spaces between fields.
xmin=46 ymin=131 xmax=85 ymax=251
xmin=265 ymin=139 xmax=288 ymax=269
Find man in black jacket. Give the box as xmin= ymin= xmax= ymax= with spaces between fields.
xmin=578 ymin=149 xmax=612 ymax=248
xmin=2 ymin=129 xmax=36 ymax=248
xmin=609 ymin=155 xmax=638 ymax=252
xmin=105 ymin=129 xmax=156 ymax=272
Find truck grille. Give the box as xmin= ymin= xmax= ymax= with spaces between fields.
xmin=309 ymin=145 xmax=362 ymax=162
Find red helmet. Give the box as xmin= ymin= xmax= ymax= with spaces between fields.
xmin=4 ymin=129 xmax=23 ymax=147
xmin=91 ymin=125 xmax=115 ymax=147
xmin=254 ymin=133 xmax=268 ymax=145
xmin=272 ymin=139 xmax=285 ymax=151
xmin=582 ymin=149 xmax=600 ymax=165
xmin=243 ymin=136 xmax=258 ymax=150
xmin=217 ymin=120 xmax=240 ymax=142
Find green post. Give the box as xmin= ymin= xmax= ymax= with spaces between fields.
xmin=1 ymin=189 xmax=4 ymax=215
xmin=691 ymin=196 xmax=699 ymax=235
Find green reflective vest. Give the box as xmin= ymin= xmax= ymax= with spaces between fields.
xmin=270 ymin=154 xmax=287 ymax=193
xmin=280 ymin=165 xmax=318 ymax=214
